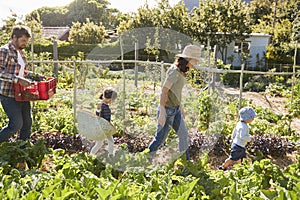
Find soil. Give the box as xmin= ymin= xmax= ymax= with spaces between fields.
xmin=222 ymin=86 xmax=300 ymax=130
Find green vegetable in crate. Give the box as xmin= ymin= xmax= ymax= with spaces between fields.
xmin=26 ymin=72 xmax=46 ymax=82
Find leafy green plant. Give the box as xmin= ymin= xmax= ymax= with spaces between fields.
xmin=0 ymin=140 xmax=49 ymax=172
xmin=265 ymin=83 xmax=288 ymax=97
xmin=0 ymin=107 xmax=8 ymax=128
xmin=32 ymin=98 xmax=76 ymax=135
xmin=197 ymin=90 xmax=225 ymax=132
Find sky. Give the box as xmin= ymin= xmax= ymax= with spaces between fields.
xmin=0 ymin=0 xmax=180 ymax=26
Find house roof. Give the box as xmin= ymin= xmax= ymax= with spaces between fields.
xmin=41 ymin=27 xmax=70 ymax=40
xmin=249 ymin=33 xmax=272 ymax=37
xmin=214 ymin=32 xmax=271 ymax=38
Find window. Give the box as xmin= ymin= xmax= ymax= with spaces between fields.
xmin=234 ymin=41 xmax=251 ymax=53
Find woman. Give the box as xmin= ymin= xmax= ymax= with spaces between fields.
xmin=148 ymin=45 xmax=201 ymax=161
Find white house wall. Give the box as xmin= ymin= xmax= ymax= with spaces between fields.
xmin=218 ymin=33 xmax=271 ymax=68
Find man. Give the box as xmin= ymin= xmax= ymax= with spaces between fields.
xmin=0 ymin=25 xmax=33 ymax=143
xmin=148 ymin=45 xmax=201 ymax=161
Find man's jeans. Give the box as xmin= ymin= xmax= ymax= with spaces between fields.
xmin=0 ymin=95 xmax=32 ymax=143
xmin=149 ymin=106 xmax=190 ymax=160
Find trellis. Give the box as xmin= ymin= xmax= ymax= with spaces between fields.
xmin=30 ymin=59 xmax=300 ymax=131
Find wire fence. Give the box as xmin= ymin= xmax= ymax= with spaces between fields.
xmin=29 ymin=59 xmax=300 ymax=131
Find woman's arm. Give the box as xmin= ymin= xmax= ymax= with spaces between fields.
xmin=158 ymin=81 xmax=173 ymax=126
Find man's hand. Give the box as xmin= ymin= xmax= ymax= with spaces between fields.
xmin=17 ymin=76 xmax=32 ymax=87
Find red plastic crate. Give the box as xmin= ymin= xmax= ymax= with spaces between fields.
xmin=14 ymin=77 xmax=57 ymax=101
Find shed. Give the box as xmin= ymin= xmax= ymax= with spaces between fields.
xmin=218 ymin=33 xmax=271 ymax=68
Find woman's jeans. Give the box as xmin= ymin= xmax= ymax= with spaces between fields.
xmin=0 ymin=95 xmax=32 ymax=143
xmin=149 ymin=106 xmax=190 ymax=160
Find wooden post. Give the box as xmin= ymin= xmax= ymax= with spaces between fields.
xmin=31 ymin=32 xmax=34 ymax=72
xmin=120 ymin=37 xmax=126 ymax=134
xmin=53 ymin=40 xmax=58 ymax=78
xmin=30 ymin=32 xmax=35 ymax=123
xmin=161 ymin=61 xmax=165 ymax=86
xmin=291 ymin=40 xmax=298 ymax=103
xmin=211 ymin=45 xmax=217 ymax=92
xmin=134 ymin=42 xmax=138 ymax=87
xmin=207 ymin=39 xmax=211 ymax=92
xmin=239 ymin=63 xmax=245 ymax=110
xmin=73 ymin=61 xmax=77 ymax=126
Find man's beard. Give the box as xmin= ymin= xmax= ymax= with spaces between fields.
xmin=15 ymin=40 xmax=25 ymax=50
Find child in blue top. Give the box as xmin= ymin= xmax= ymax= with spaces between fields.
xmin=90 ymin=88 xmax=117 ymax=155
xmin=219 ymin=107 xmax=256 ymax=170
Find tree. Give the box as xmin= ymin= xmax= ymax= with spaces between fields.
xmin=292 ymin=1 xmax=300 ymax=42
xmin=69 ymin=19 xmax=106 ymax=44
xmin=29 ymin=0 xmax=121 ymax=28
xmin=156 ymin=1 xmax=189 ymax=34
xmin=250 ymin=0 xmax=298 ymax=64
xmin=189 ymin=0 xmax=251 ymax=63
xmin=25 ymin=10 xmax=43 ymax=39
xmin=34 ymin=6 xmax=69 ymax=26
xmin=0 ymin=13 xmax=23 ymax=45
xmin=67 ymin=0 xmax=112 ymax=27
xmin=250 ymin=0 xmax=297 ymax=44
xmin=117 ymin=0 xmax=188 ymax=33
xmin=116 ymin=0 xmax=191 ymax=62
xmin=105 ymin=8 xmax=122 ymax=29
xmin=131 ymin=4 xmax=158 ymax=28
xmin=249 ymin=0 xmax=274 ymax=25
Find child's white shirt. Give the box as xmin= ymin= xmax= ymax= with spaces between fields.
xmin=232 ymin=121 xmax=253 ymax=147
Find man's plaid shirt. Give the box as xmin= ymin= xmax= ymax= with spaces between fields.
xmin=0 ymin=41 xmax=28 ymax=98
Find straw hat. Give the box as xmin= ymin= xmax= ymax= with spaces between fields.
xmin=239 ymin=107 xmax=257 ymax=121
xmin=176 ymin=45 xmax=202 ymax=62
